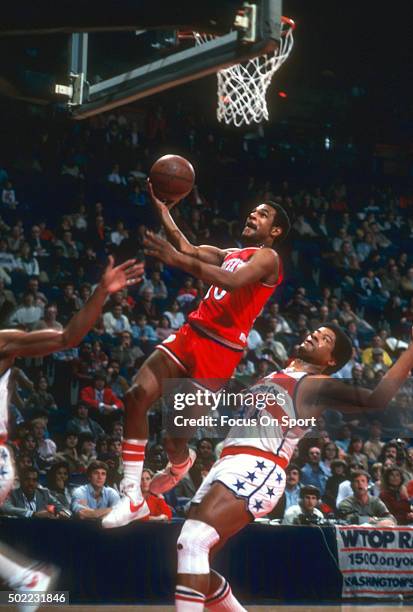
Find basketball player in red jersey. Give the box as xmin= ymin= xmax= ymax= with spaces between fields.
xmin=0 ymin=257 xmax=143 ymax=610
xmin=102 ymin=180 xmax=291 ymax=528
xmin=174 ymin=323 xmax=413 ymax=611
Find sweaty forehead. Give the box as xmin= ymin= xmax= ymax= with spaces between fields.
xmin=252 ymin=203 xmax=276 ymax=219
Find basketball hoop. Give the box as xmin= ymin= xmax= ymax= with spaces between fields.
xmin=179 ymin=17 xmax=295 ymax=127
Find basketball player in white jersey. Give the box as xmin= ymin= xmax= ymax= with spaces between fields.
xmin=0 ymin=256 xmax=143 ymax=611
xmin=174 ymin=323 xmax=413 ymax=611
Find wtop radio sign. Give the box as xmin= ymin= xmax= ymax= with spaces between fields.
xmin=336 ymin=526 xmax=413 ymax=598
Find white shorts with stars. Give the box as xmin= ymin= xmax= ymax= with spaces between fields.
xmin=0 ymin=444 xmax=14 ymax=505
xmin=191 ymin=453 xmax=286 ymax=519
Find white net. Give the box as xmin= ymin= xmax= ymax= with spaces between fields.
xmin=194 ymin=18 xmax=294 ymax=127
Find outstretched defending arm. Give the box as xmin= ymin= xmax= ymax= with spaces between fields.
xmin=301 ymin=327 xmax=413 ymax=416
xmin=147 ymin=179 xmax=228 ymax=266
xmin=0 ymin=257 xmax=144 ymax=359
xmin=144 ymin=230 xmax=279 ymax=290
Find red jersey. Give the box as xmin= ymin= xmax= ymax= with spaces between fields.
xmin=188 ymin=247 xmax=282 ymax=349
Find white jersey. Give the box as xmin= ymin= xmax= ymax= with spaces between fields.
xmin=0 ymin=369 xmax=11 ymax=441
xmin=223 ymin=369 xmax=312 ymax=466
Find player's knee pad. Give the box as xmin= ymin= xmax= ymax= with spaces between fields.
xmin=0 ymin=445 xmax=15 ymax=505
xmin=177 ymin=519 xmax=220 ymax=575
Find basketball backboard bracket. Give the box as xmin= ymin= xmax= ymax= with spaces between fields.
xmin=52 ymin=0 xmax=283 ymax=119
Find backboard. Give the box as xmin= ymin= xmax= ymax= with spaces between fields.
xmin=0 ymin=0 xmax=283 ymax=119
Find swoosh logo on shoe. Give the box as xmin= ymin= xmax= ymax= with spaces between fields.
xmin=25 ymin=574 xmax=40 ymax=588
xmin=129 ymin=499 xmax=145 ymax=513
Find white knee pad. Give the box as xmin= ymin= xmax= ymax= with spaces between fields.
xmin=0 ymin=446 xmax=15 ymax=505
xmin=177 ymin=519 xmax=220 ymax=575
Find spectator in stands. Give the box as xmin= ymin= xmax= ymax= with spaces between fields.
xmin=0 ymin=467 xmax=64 ymax=519
xmin=363 ymin=421 xmax=384 ymax=462
xmin=361 ymin=335 xmax=393 ymax=368
xmin=15 ymin=243 xmax=39 ymax=278
xmin=134 ymin=288 xmax=160 ymax=326
xmin=370 ymin=462 xmax=383 ymax=496
xmin=378 ymin=441 xmax=405 ymax=468
xmin=131 ymin=313 xmax=158 ymax=354
xmin=336 ymin=461 xmax=365 ymax=506
xmin=66 ymin=402 xmax=105 ymax=438
xmin=78 ymin=433 xmax=97 ymax=470
xmin=80 ymin=372 xmax=124 ymax=417
xmin=56 ymin=282 xmax=81 ymax=324
xmin=56 ymin=432 xmax=83 ymax=474
xmin=300 ymin=446 xmax=329 ymax=496
xmin=346 ymin=437 xmax=369 ymax=470
xmin=323 ymin=459 xmax=347 ymax=512
xmin=140 ymin=468 xmax=173 ymax=521
xmin=156 ymin=315 xmax=173 ymax=342
xmin=320 ymin=442 xmax=339 ymax=476
xmin=337 ymin=470 xmax=396 ymax=526
xmin=110 ymin=331 xmax=144 ymax=372
xmin=163 ymin=299 xmax=185 ymax=330
xmin=71 ymin=460 xmax=120 ymax=520
xmin=283 ymin=485 xmax=324 ymax=525
xmin=46 ymin=461 xmax=72 ymax=515
xmin=31 ymin=417 xmax=56 ymax=471
xmin=110 ymin=220 xmax=129 ymax=246
xmin=139 ymin=270 xmax=168 ymax=301
xmin=379 ymin=466 xmax=413 ymax=525
xmin=33 ymin=303 xmax=63 ymax=332
xmin=10 ymin=293 xmax=43 ymax=329
xmin=107 ymin=359 xmax=129 ymax=399
xmin=335 ymin=424 xmax=353 ymax=453
xmin=25 ymin=376 xmax=57 ymax=416
xmin=103 ymin=304 xmax=132 ymax=337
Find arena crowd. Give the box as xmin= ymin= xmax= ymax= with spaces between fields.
xmin=1 ymin=101 xmax=413 ymax=526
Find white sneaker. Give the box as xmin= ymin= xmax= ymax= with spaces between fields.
xmin=102 ymin=481 xmax=149 ymax=529
xmin=14 ymin=563 xmax=59 ymax=612
xmin=150 ymin=448 xmax=197 ymax=495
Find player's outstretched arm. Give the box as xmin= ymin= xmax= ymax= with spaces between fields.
xmin=0 ymin=257 xmax=144 ymax=359
xmin=147 ymin=179 xmax=227 ymax=265
xmin=144 ymin=231 xmax=278 ymax=290
xmin=301 ymin=327 xmax=413 ymax=416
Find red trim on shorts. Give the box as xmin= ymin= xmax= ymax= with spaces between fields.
xmin=0 ymin=436 xmax=7 ymax=444
xmin=156 ymin=344 xmax=189 ymax=373
xmin=220 ymin=446 xmax=288 ymax=470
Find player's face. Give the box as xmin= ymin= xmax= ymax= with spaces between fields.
xmin=297 ymin=327 xmax=337 ymax=371
xmin=242 ymin=204 xmax=279 ymax=243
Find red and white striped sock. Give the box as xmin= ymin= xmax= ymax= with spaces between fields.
xmin=122 ymin=439 xmax=147 ymax=487
xmin=205 ymin=573 xmax=246 ymax=611
xmin=175 ymin=585 xmax=205 ymax=611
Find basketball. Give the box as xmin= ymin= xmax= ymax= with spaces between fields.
xmin=149 ymin=154 xmax=195 ymax=203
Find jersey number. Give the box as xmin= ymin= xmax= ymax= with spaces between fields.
xmin=204 ymin=286 xmax=227 ymax=301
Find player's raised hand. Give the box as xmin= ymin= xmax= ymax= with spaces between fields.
xmin=147 ymin=178 xmax=180 ymax=212
xmin=143 ymin=231 xmax=180 ymax=266
xmin=100 ymin=256 xmax=145 ymax=293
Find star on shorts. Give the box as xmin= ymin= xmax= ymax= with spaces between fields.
xmin=233 ymin=479 xmax=246 ymax=491
xmin=256 ymin=460 xmax=266 ymax=471
xmin=247 ymin=471 xmax=257 ymax=482
xmin=267 ymin=486 xmax=275 ymax=498
xmin=275 ymin=472 xmax=283 ymax=484
xmin=253 ymin=499 xmax=263 ymax=511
